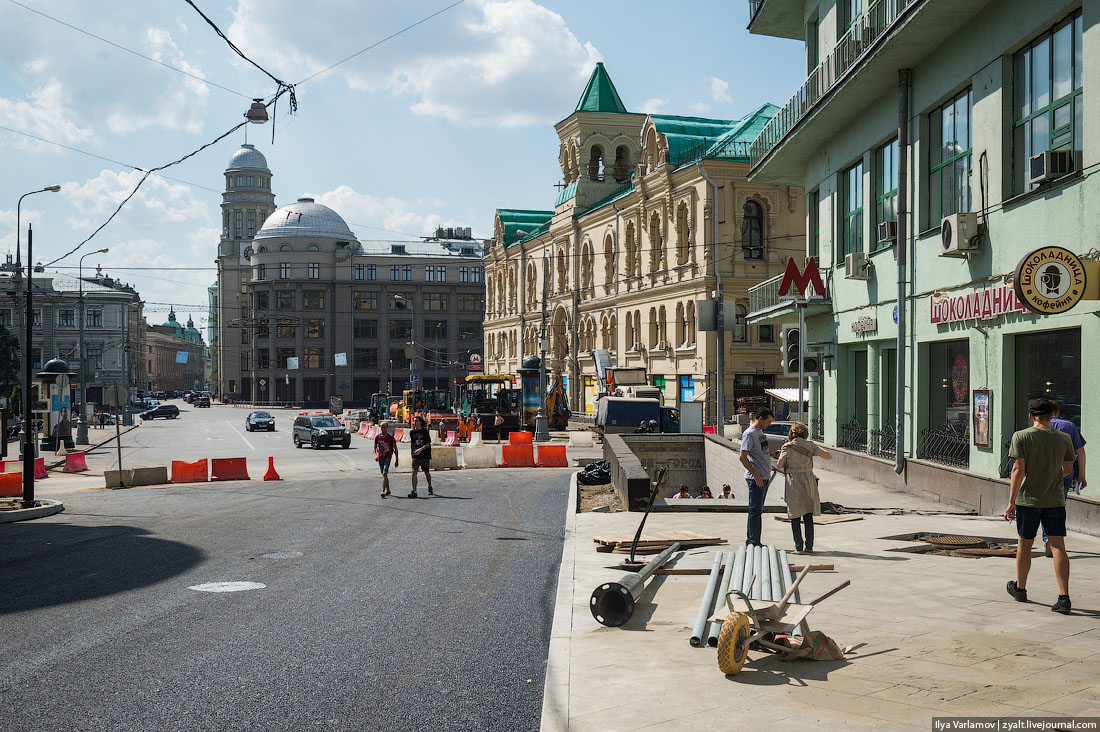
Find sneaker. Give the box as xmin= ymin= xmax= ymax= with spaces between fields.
xmin=1044 ymin=541 xmax=1053 ymax=558
xmin=1006 ymin=580 xmax=1028 ymax=602
xmin=1052 ymin=596 xmax=1072 ymax=614
xmin=407 ymin=491 xmax=418 ymax=499
xmin=427 ymin=486 xmax=433 ymax=495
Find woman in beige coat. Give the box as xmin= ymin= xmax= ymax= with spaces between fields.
xmin=777 ymin=422 xmax=832 ymax=553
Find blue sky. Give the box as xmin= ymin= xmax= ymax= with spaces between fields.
xmin=0 ymin=0 xmax=803 ymax=331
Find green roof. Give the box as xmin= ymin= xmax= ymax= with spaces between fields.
xmin=575 ymin=63 xmax=628 ymax=114
xmin=554 ymin=180 xmax=578 ymax=207
xmin=497 ymin=208 xmax=553 ymax=247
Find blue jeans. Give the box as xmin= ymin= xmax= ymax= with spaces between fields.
xmin=1041 ymin=477 xmax=1073 ymax=542
xmin=745 ymin=477 xmax=771 ymax=546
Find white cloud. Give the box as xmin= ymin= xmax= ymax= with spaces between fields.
xmin=98 ymin=239 xmax=214 ymax=320
xmin=62 ymin=169 xmax=212 ymax=230
xmin=0 ymin=207 xmax=43 ymax=255
xmin=229 ymin=0 xmax=602 ymax=127
xmin=690 ymin=102 xmax=711 ymax=114
xmin=0 ymin=82 xmax=94 ymax=151
xmin=105 ymin=29 xmax=210 ymax=135
xmin=708 ymin=76 xmax=732 ymax=104
xmin=641 ymin=97 xmax=668 ymax=114
xmin=308 ymin=185 xmax=459 ymax=239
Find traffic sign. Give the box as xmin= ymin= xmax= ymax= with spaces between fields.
xmin=259 ymin=378 xmax=267 ymax=386
xmin=410 ymin=374 xmax=419 ymax=383
xmin=104 ymin=382 xmax=128 ymax=408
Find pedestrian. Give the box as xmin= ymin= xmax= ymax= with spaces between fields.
xmin=408 ymin=415 xmax=433 ymax=498
xmin=777 ymin=422 xmax=832 ymax=554
xmin=1045 ymin=401 xmax=1088 ymax=554
xmin=697 ymin=486 xmax=713 ymax=499
xmin=718 ymin=484 xmax=734 ymax=499
xmin=739 ymin=408 xmax=775 ymax=547
xmin=437 ymin=418 xmax=447 ymax=442
xmin=494 ymin=411 xmax=504 ymax=443
xmin=1004 ymin=398 xmax=1076 ymax=614
xmin=671 ymin=484 xmax=693 ymax=499
xmin=374 ymin=421 xmax=399 ymax=498
xmin=634 ymin=421 xmax=648 ymax=434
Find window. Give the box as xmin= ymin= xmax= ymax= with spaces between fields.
xmin=277 ymin=291 xmax=294 ymax=309
xmin=875 ymin=138 xmax=899 ymax=248
xmin=929 ymin=88 xmax=972 ymax=224
xmin=928 ymin=338 xmax=970 ymax=433
xmin=457 ymin=293 xmax=479 ymax=311
xmin=237 ymin=175 xmax=244 ymax=186
xmin=277 ymin=319 xmax=295 ymax=338
xmin=306 ymin=319 xmax=324 ymax=338
xmin=308 ymin=262 xmax=320 ymax=280
xmin=303 ymin=291 xmax=324 ymax=309
xmin=86 ymin=309 xmax=103 ymax=327
xmin=424 ymin=321 xmax=447 ymax=339
xmin=402 ymin=265 xmax=411 ymax=281
xmin=840 ymin=161 xmax=864 ymax=259
xmin=389 ymin=320 xmax=412 ymax=339
xmin=389 ymin=294 xmax=410 ymax=311
xmin=732 ymin=304 xmax=747 ymax=343
xmin=256 ymin=319 xmax=270 ymax=338
xmin=256 ymin=291 xmax=269 ymax=310
xmin=471 ymin=267 xmax=482 ymax=283
xmin=280 ymin=262 xmax=291 ymax=279
xmin=839 ymin=0 xmax=861 ymax=32
xmin=257 ymin=264 xmax=266 ymax=280
xmin=256 ymin=349 xmax=270 ymax=369
xmin=247 ymin=175 xmax=254 ymax=187
xmin=367 ymin=264 xmax=376 ymax=281
xmin=717 ymin=186 xmax=726 ymax=223
xmin=423 ymin=294 xmax=447 ymax=311
xmin=303 ymin=348 xmax=323 ymax=369
xmin=389 ymin=349 xmax=409 ymax=369
xmin=247 ymin=211 xmax=256 ymax=238
xmin=280 ymin=244 xmax=292 ymax=252
xmin=235 ymin=210 xmax=243 ymax=239
xmin=436 ymin=266 xmax=447 ymax=282
xmin=808 ymin=190 xmax=820 ymax=260
xmin=32 ymin=309 xmax=41 ymax=327
xmin=806 ymin=18 xmax=819 ymax=74
xmin=353 ymin=291 xmax=377 ymax=310
xmin=308 ymin=244 xmax=319 ymax=252
xmin=425 ymin=266 xmax=436 ymax=282
xmin=354 ymin=263 xmax=365 ymax=281
xmin=460 ymin=266 xmax=470 ymax=282
xmin=741 ymin=201 xmax=764 ymax=259
xmin=759 ymin=325 xmax=774 ymax=343
xmin=354 ymin=348 xmax=378 ymax=369
xmin=458 ymin=320 xmax=482 ymax=339
xmin=85 ymin=344 xmax=103 ymax=369
xmin=276 ymin=347 xmax=295 ymax=367
xmin=1014 ymin=12 xmax=1083 ymax=193
xmin=679 ymin=375 xmax=695 ymax=403
xmin=390 ymin=265 xmax=400 ymax=281
xmin=59 ymin=310 xmax=75 ymax=327
xmin=354 ymin=319 xmax=377 ymax=339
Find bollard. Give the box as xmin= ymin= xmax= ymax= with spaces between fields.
xmin=263 ymin=456 xmax=281 ymax=481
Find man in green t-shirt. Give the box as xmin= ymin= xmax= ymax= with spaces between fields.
xmin=1004 ymin=398 xmax=1076 ymax=614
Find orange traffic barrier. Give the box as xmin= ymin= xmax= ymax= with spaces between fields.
xmin=263 ymin=456 xmax=281 ymax=481
xmin=171 ymin=458 xmax=209 ymax=483
xmin=393 ymin=427 xmax=405 ymax=442
xmin=0 ymin=472 xmax=21 ymax=497
xmin=63 ymin=452 xmax=89 ymax=473
xmin=508 ymin=432 xmax=534 ymax=446
xmin=499 ymin=444 xmax=535 ymax=468
xmin=211 ymin=457 xmax=250 ymax=482
xmin=359 ymin=423 xmax=369 ymax=436
xmin=535 ymin=444 xmax=568 ymax=467
xmin=34 ymin=457 xmax=47 ymax=480
xmin=703 ymin=426 xmax=717 ymax=434
xmin=444 ymin=431 xmax=459 ymax=446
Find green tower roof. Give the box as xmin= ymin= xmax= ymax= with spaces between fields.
xmin=575 ymin=62 xmax=628 ymax=114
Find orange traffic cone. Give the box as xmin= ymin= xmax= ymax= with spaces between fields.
xmin=263 ymin=455 xmax=281 ymax=481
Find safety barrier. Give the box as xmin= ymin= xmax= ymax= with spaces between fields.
xmin=358 ymin=423 xmax=369 ymax=436
xmin=430 ymin=447 xmax=461 ymax=470
xmin=393 ymin=428 xmax=405 ymax=442
xmin=106 ymin=466 xmax=169 ymax=489
xmin=467 ymin=431 xmax=483 ymax=448
xmin=211 ymin=457 xmax=250 ymax=482
xmin=535 ymin=444 xmax=568 ymax=467
xmin=63 ymin=452 xmax=89 ymax=473
xmin=461 ymin=445 xmax=496 ymax=469
xmin=703 ymin=425 xmax=717 ymax=434
xmin=263 ymin=456 xmax=280 ymax=481
xmin=431 ymin=432 xmax=442 ymax=445
xmin=568 ymin=431 xmax=594 ymax=447
xmin=171 ymin=458 xmax=209 ymax=483
xmin=398 ymin=429 xmax=410 ymax=443
xmin=443 ymin=431 xmax=459 ymax=446
xmin=0 ymin=472 xmax=21 ymax=497
xmin=499 ymin=444 xmax=535 ymax=468
xmin=34 ymin=457 xmax=47 ymax=480
xmin=508 ymin=432 xmax=534 ymax=446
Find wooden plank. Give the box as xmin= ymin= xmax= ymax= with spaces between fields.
xmin=773 ymin=514 xmax=864 ymax=524
xmin=654 ymin=568 xmax=713 ymax=575
xmin=788 ymin=564 xmax=834 ymax=572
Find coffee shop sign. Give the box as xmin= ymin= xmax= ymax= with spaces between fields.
xmin=851 ymin=316 xmax=876 ymax=335
xmin=930 ymin=284 xmax=1027 ymax=325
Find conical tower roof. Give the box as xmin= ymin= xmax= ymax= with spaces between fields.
xmin=575 ymin=62 xmax=628 ymax=114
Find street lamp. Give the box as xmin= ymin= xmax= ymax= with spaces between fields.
xmin=75 ymin=248 xmax=109 ymax=445
xmin=15 ymin=185 xmax=61 ymax=272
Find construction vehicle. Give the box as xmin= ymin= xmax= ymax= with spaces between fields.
xmin=392 ymin=388 xmax=459 ymax=430
xmin=461 ymin=375 xmax=521 ymax=440
xmin=545 ymin=380 xmax=571 ymax=430
xmin=591 ymin=349 xmax=662 ymax=401
xmin=595 ymin=397 xmax=681 ymax=436
xmin=367 ymin=392 xmax=390 ymax=423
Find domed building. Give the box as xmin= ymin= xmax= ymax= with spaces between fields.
xmin=161 ymin=308 xmax=185 ymax=338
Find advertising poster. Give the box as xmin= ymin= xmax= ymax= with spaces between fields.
xmin=973 ymin=389 xmax=991 ymax=448
xmin=49 ymin=383 xmax=72 ymax=438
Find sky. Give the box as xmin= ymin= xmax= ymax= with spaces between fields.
xmin=0 ymin=0 xmax=804 ymax=333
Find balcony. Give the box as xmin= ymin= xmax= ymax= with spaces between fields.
xmin=747 ymin=0 xmax=803 ymax=39
xmin=746 ymin=272 xmax=831 ymax=324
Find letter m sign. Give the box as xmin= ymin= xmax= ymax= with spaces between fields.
xmin=778 ymin=257 xmax=826 ymax=298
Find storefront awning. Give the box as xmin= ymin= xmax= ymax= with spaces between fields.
xmin=765 ymin=387 xmax=809 ymax=404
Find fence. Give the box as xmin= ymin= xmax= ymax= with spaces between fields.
xmin=868 ymin=424 xmax=896 ymax=459
xmin=917 ymin=421 xmax=969 ymax=469
xmin=837 ymin=417 xmax=867 ymax=453
xmin=810 ymin=416 xmax=824 ymax=442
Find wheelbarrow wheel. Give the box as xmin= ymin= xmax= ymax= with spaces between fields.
xmin=717 ymin=611 xmax=751 ymax=675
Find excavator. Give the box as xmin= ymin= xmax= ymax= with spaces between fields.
xmin=544 ymin=380 xmax=571 ymax=430
xmin=391 ymin=388 xmax=459 ymax=431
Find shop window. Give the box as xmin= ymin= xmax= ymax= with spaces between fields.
xmin=1015 ymin=329 xmax=1081 ymax=428
xmin=678 ymin=375 xmax=695 ymax=403
xmin=919 ymin=339 xmax=970 ymax=468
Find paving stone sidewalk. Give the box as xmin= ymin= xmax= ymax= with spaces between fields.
xmin=543 ymin=467 xmax=1100 ymax=731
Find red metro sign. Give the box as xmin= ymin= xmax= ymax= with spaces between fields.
xmin=778 ymin=257 xmax=826 ymax=298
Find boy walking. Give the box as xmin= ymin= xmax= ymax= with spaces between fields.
xmin=374 ymin=422 xmax=399 ymax=498
xmin=408 ymin=416 xmax=434 ymax=498
xmin=1005 ymin=398 xmax=1076 ymax=613
xmin=739 ymin=408 xmax=775 ymax=547
xmin=1043 ymin=401 xmax=1087 ymax=554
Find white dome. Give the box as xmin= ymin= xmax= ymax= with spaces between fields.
xmin=228 ymin=144 xmax=269 ymax=171
xmin=255 ymin=198 xmax=356 ymax=240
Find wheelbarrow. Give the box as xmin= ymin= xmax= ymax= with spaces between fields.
xmin=712 ymin=566 xmax=850 ymax=675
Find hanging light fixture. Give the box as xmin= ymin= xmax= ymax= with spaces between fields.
xmin=245 ymin=98 xmax=269 ymax=124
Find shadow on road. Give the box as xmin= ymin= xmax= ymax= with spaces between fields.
xmin=0 ymin=522 xmax=205 ymax=615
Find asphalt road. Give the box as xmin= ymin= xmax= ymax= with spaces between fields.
xmin=0 ymin=458 xmax=573 ymax=730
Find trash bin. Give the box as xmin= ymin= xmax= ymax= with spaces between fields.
xmin=122 ymin=410 xmax=134 ymax=426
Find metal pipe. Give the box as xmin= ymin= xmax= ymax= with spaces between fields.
xmin=21 ymin=224 xmax=35 ymax=507
xmin=730 ymin=543 xmax=746 ymax=595
xmin=741 ymin=542 xmax=755 ymax=594
xmin=760 ymin=545 xmax=773 ymax=601
xmin=706 ymin=549 xmax=740 ymax=647
xmin=688 ymin=550 xmax=724 ymax=646
xmin=696 ymin=162 xmax=724 ymax=428
xmin=751 ymin=545 xmax=763 ymax=600
xmin=768 ymin=544 xmax=783 ymax=602
xmin=589 ymin=542 xmax=682 ymax=628
xmin=895 ymin=68 xmax=911 ymax=475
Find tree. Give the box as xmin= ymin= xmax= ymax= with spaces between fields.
xmin=0 ymin=326 xmax=19 ymax=390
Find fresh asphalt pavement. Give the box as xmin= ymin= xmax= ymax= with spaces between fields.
xmin=1 ymin=416 xmax=574 ymax=731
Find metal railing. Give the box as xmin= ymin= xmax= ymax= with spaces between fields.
xmin=810 ymin=416 xmax=823 ymax=441
xmin=869 ymin=424 xmax=896 ymax=459
xmin=917 ymin=421 xmax=969 ymax=469
xmin=748 ymin=0 xmax=765 ymax=21
xmin=749 ymin=0 xmax=920 ymax=168
xmin=748 ymin=273 xmax=783 ymax=314
xmin=673 ymin=139 xmax=752 ymax=168
xmin=838 ymin=417 xmax=867 ymax=453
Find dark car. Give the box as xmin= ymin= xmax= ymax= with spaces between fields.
xmin=140 ymin=404 xmax=180 ymax=420
xmin=195 ymin=396 xmax=211 ymax=408
xmin=246 ymin=411 xmax=275 ymax=432
xmin=293 ymin=415 xmax=350 ymax=449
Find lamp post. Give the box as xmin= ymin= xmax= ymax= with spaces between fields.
xmin=534 ymin=253 xmax=550 ymax=442
xmin=76 ymin=248 xmax=109 ymax=445
xmin=15 ymin=185 xmax=61 ymax=272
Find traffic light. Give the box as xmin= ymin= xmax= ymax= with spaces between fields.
xmin=30 ymin=383 xmax=48 ymax=413
xmin=781 ymin=327 xmax=820 ymax=377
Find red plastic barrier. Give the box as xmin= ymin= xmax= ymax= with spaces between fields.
xmin=63 ymin=452 xmax=89 ymax=473
xmin=359 ymin=423 xmax=369 ymax=436
xmin=171 ymin=458 xmax=209 ymax=483
xmin=508 ymin=431 xmax=534 ymax=446
xmin=444 ymin=431 xmax=459 ymax=446
xmin=393 ymin=428 xmax=405 ymax=442
xmin=263 ymin=456 xmax=280 ymax=481
xmin=703 ymin=426 xmax=717 ymax=434
xmin=499 ymin=444 xmax=535 ymax=468
xmin=211 ymin=457 xmax=250 ymax=482
xmin=535 ymin=444 xmax=568 ymax=467
xmin=0 ymin=472 xmax=21 ymax=497
xmin=34 ymin=457 xmax=47 ymax=479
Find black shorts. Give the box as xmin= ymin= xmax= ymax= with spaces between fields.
xmin=411 ymin=458 xmax=431 ymax=472
xmin=1015 ymin=505 xmax=1066 ymax=540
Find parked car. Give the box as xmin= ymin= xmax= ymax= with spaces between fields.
xmin=761 ymin=420 xmax=796 ymax=456
xmin=140 ymin=404 xmax=180 ymax=420
xmin=195 ymin=396 xmax=211 ymax=408
xmin=293 ymin=415 xmax=350 ymax=449
xmin=246 ymin=411 xmax=276 ymax=432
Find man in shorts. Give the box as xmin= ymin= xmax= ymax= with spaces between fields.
xmin=374 ymin=421 xmax=399 ymax=498
xmin=1005 ymin=398 xmax=1076 ymax=613
xmin=408 ymin=415 xmax=433 ymax=498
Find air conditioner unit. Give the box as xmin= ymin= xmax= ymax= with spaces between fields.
xmin=1029 ymin=149 xmax=1074 ymax=186
xmin=630 ymin=342 xmax=642 ymax=351
xmin=877 ymin=220 xmax=898 ymax=246
xmin=657 ymin=340 xmax=669 ymax=350
xmin=940 ymin=212 xmax=980 ymax=256
xmin=844 ymin=252 xmax=869 ymax=280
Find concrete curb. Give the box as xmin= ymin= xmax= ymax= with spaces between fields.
xmin=0 ymin=498 xmax=64 ymax=523
xmin=540 ymin=471 xmax=578 ymax=732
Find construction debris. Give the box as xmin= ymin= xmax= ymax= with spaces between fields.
xmin=774 ymin=514 xmax=864 ymax=524
xmin=594 ymin=531 xmax=726 ymax=552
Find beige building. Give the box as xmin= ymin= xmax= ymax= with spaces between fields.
xmin=485 ymin=64 xmax=806 ymax=422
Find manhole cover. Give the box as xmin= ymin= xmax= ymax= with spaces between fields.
xmin=923 ymin=535 xmax=987 ymax=550
xmin=260 ymin=551 xmax=303 ymax=559
xmin=954 ymin=547 xmax=1017 ymax=557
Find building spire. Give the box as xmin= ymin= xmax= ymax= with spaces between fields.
xmin=575 ymin=62 xmax=629 ymax=114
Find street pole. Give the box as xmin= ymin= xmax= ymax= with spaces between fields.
xmin=76 ymin=248 xmax=108 ymax=445
xmin=534 ymin=255 xmax=550 ymax=442
xmin=797 ymin=301 xmax=806 ymax=423
xmin=21 ymin=223 xmax=35 ymax=507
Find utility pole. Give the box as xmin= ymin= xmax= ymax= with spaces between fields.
xmin=21 ymin=224 xmax=35 ymax=507
xmin=534 ymin=255 xmax=550 ymax=442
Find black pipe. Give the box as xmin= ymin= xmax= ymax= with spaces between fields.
xmin=589 ymin=541 xmax=682 ymax=627
xmin=626 ymin=467 xmax=667 ymax=565
xmin=22 ymin=224 xmax=34 ymax=507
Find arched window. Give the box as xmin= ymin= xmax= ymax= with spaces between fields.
xmin=676 ymin=302 xmax=686 ymax=346
xmin=733 ymin=304 xmax=748 ymax=342
xmin=556 ymin=247 xmax=568 ymax=292
xmin=613 ymin=145 xmax=630 ymax=183
xmin=588 ymin=145 xmax=604 ymax=181
xmin=676 ymin=203 xmax=690 ymax=265
xmin=741 ymin=201 xmax=764 ymax=259
xmin=603 ymin=234 xmax=614 ymax=287
xmin=609 ymin=314 xmax=617 ymax=349
xmin=687 ymin=302 xmax=696 ymax=345
xmin=308 ymin=244 xmax=320 ymax=251
xmin=648 ymin=307 xmax=658 ymax=347
xmin=625 ymin=312 xmax=634 ymax=348
xmin=280 ymin=244 xmax=292 ymax=252
xmin=625 ymin=222 xmax=638 ymax=278
xmin=649 ymin=212 xmax=663 ymax=272
xmin=257 ymin=246 xmax=267 ymax=253
xmin=658 ymin=305 xmax=667 ymax=345
xmin=526 ymin=262 xmax=537 ymax=304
